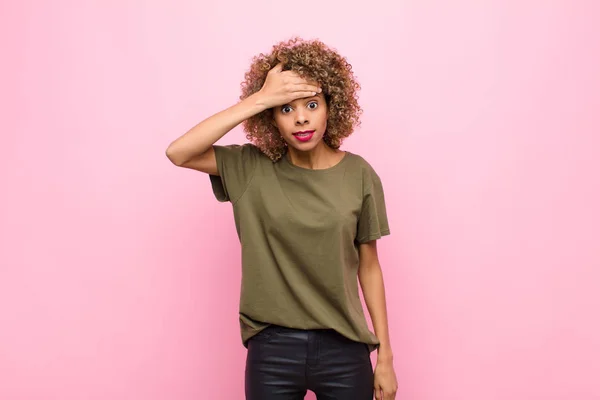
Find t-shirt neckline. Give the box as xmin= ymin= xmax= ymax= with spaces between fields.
xmin=282 ymin=150 xmax=350 ymax=172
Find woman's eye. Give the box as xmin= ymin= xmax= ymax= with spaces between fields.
xmin=308 ymin=101 xmax=318 ymax=109
xmin=281 ymin=105 xmax=292 ymax=113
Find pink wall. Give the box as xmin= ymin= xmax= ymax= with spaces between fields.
xmin=2 ymin=1 xmax=599 ymax=399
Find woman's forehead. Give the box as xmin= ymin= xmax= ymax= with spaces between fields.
xmin=285 ymin=92 xmax=324 ymax=106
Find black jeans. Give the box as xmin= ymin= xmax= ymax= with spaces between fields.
xmin=245 ymin=325 xmax=374 ymax=399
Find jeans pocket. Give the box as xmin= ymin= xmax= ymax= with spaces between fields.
xmin=249 ymin=325 xmax=279 ymax=344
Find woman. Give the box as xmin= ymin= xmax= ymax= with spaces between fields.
xmin=166 ymin=37 xmax=398 ymax=400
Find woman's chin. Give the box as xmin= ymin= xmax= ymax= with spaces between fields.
xmin=285 ymin=136 xmax=324 ymax=152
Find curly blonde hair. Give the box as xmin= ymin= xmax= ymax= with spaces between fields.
xmin=240 ymin=37 xmax=363 ymax=161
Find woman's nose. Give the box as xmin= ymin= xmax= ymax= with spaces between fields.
xmin=295 ymin=113 xmax=308 ymax=125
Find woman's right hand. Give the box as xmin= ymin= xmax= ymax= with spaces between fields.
xmin=256 ymin=63 xmax=322 ymax=109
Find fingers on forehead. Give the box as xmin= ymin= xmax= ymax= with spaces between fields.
xmin=283 ymin=70 xmax=319 ymax=84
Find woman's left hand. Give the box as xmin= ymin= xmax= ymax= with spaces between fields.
xmin=373 ymin=359 xmax=398 ymax=399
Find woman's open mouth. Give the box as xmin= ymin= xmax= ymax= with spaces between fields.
xmin=293 ymin=130 xmax=315 ymax=142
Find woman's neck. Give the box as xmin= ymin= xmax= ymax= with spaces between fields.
xmin=286 ymin=141 xmax=344 ymax=170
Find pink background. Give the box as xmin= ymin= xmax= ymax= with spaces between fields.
xmin=2 ymin=1 xmax=599 ymax=399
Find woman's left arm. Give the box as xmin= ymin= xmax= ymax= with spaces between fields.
xmin=358 ymin=240 xmax=398 ymax=400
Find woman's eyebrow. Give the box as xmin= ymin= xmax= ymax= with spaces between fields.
xmin=285 ymin=97 xmax=319 ymax=107
xmin=281 ymin=93 xmax=322 ymax=108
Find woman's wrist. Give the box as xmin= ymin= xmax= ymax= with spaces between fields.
xmin=377 ymin=344 xmax=394 ymax=363
xmin=249 ymin=90 xmax=272 ymax=112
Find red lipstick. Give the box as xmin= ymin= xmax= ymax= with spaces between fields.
xmin=293 ymin=130 xmax=315 ymax=142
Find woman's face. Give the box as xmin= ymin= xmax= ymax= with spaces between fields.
xmin=272 ymin=92 xmax=328 ymax=152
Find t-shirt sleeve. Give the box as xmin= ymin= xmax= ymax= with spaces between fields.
xmin=209 ymin=143 xmax=260 ymax=204
xmin=356 ymin=166 xmax=391 ymax=244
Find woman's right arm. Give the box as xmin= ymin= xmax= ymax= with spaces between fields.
xmin=165 ymin=63 xmax=321 ymax=176
xmin=165 ymin=92 xmax=268 ymax=175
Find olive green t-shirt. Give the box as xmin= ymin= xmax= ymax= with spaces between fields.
xmin=209 ymin=143 xmax=390 ymax=352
